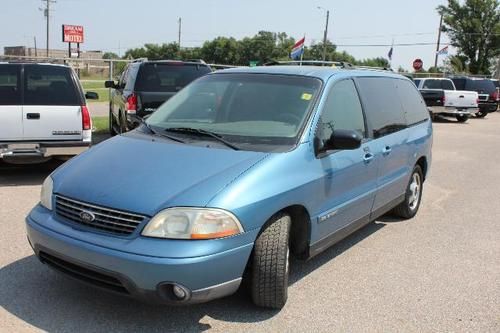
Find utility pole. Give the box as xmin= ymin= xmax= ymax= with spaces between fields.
xmin=317 ymin=7 xmax=330 ymax=62
xmin=178 ymin=17 xmax=182 ymax=49
xmin=434 ymin=14 xmax=443 ymax=68
xmin=34 ymin=36 xmax=38 ymax=57
xmin=41 ymin=0 xmax=56 ymax=57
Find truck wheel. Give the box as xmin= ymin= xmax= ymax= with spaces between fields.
xmin=456 ymin=114 xmax=469 ymax=123
xmin=393 ymin=165 xmax=424 ymax=219
xmin=476 ymin=110 xmax=487 ymax=118
xmin=251 ymin=213 xmax=291 ymax=309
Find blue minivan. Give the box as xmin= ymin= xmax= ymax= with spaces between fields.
xmin=26 ymin=66 xmax=432 ymax=309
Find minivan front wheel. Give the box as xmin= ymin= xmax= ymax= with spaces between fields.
xmin=251 ymin=213 xmax=291 ymax=309
xmin=393 ymin=165 xmax=424 ymax=219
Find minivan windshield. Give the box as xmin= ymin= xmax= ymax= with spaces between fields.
xmin=135 ymin=63 xmax=212 ymax=92
xmin=146 ymin=73 xmax=322 ymax=151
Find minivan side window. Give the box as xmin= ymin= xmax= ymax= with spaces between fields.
xmin=24 ymin=65 xmax=80 ymax=106
xmin=317 ymin=79 xmax=366 ymax=143
xmin=397 ymin=79 xmax=429 ymax=126
xmin=356 ymin=77 xmax=406 ymax=138
xmin=0 ymin=65 xmax=21 ymax=105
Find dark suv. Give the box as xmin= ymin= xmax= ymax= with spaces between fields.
xmin=105 ymin=60 xmax=212 ymax=134
xmin=450 ymin=77 xmax=499 ymax=115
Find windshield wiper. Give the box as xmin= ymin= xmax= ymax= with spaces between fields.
xmin=139 ymin=119 xmax=185 ymax=143
xmin=165 ymin=127 xmax=240 ymax=150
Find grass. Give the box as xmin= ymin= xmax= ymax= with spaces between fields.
xmin=82 ymin=80 xmax=109 ymax=103
xmin=92 ymin=116 xmax=109 ymax=134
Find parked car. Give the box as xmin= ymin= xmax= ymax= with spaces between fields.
xmin=450 ymin=77 xmax=498 ymax=116
xmin=105 ymin=59 xmax=212 ymax=134
xmin=26 ymin=67 xmax=432 ymax=309
xmin=413 ymin=78 xmax=478 ymax=122
xmin=0 ymin=63 xmax=98 ymax=164
xmin=491 ymin=79 xmax=500 ymax=111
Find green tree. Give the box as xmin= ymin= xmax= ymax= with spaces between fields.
xmin=356 ymin=57 xmax=390 ymax=68
xmin=437 ymin=0 xmax=500 ymax=74
xmin=304 ymin=41 xmax=337 ymax=61
xmin=123 ymin=43 xmax=180 ymax=60
xmin=102 ymin=52 xmax=119 ymax=59
xmin=200 ymin=37 xmax=241 ymax=64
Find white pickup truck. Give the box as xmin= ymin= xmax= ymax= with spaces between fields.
xmin=414 ymin=78 xmax=479 ymax=122
xmin=0 ymin=63 xmax=98 ymax=164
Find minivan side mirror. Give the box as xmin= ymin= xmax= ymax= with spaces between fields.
xmin=85 ymin=91 xmax=99 ymax=100
xmin=323 ymin=129 xmax=363 ymax=151
xmin=104 ymin=80 xmax=117 ymax=89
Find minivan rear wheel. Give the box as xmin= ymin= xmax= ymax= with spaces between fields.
xmin=393 ymin=165 xmax=424 ymax=219
xmin=251 ymin=213 xmax=291 ymax=309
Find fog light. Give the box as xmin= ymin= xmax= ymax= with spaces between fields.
xmin=172 ymin=284 xmax=187 ymax=300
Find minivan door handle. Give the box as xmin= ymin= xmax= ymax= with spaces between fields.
xmin=26 ymin=113 xmax=40 ymax=120
xmin=382 ymin=146 xmax=392 ymax=156
xmin=363 ymin=152 xmax=374 ymax=164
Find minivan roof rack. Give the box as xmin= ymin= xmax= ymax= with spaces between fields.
xmin=184 ymin=59 xmax=207 ymax=64
xmin=264 ymin=60 xmax=355 ymax=68
xmin=355 ymin=65 xmax=393 ymax=72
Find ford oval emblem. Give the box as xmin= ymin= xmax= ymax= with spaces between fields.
xmin=80 ymin=210 xmax=95 ymax=223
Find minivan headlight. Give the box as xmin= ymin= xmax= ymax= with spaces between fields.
xmin=40 ymin=176 xmax=53 ymax=210
xmin=142 ymin=208 xmax=244 ymax=240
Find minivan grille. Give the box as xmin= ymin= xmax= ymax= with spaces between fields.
xmin=55 ymin=195 xmax=145 ymax=235
xmin=39 ymin=251 xmax=129 ymax=294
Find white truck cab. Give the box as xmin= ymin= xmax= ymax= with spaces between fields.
xmin=0 ymin=63 xmax=97 ymax=164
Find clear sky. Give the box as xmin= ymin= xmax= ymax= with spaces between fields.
xmin=1 ymin=0 xmax=450 ymax=70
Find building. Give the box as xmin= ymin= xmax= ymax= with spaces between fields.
xmin=3 ymin=46 xmax=108 ymax=76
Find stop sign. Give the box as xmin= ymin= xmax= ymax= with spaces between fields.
xmin=413 ymin=58 xmax=424 ymax=71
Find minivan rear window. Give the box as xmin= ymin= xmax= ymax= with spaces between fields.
xmin=397 ymin=79 xmax=429 ymax=126
xmin=0 ymin=65 xmax=21 ymax=105
xmin=356 ymin=77 xmax=407 ymax=138
xmin=135 ymin=63 xmax=212 ymax=92
xmin=24 ymin=65 xmax=80 ymax=105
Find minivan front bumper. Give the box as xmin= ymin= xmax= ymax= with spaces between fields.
xmin=26 ymin=210 xmax=254 ymax=304
xmin=0 ymin=141 xmax=90 ymax=159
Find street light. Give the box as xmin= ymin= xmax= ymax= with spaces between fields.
xmin=317 ymin=6 xmax=330 ymax=62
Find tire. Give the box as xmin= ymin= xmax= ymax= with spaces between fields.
xmin=251 ymin=213 xmax=291 ymax=309
xmin=109 ymin=109 xmax=117 ymax=136
xmin=456 ymin=114 xmax=469 ymax=123
xmin=393 ymin=165 xmax=424 ymax=219
xmin=475 ymin=110 xmax=487 ymax=118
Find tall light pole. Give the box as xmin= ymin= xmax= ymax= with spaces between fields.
xmin=317 ymin=6 xmax=330 ymax=62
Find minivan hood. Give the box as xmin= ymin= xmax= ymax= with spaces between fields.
xmin=53 ymin=133 xmax=267 ymax=216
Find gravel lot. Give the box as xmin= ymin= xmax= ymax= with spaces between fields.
xmin=1 ymin=114 xmax=499 ymax=332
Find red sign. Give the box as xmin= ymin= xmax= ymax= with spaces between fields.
xmin=413 ymin=58 xmax=424 ymax=71
xmin=62 ymin=25 xmax=84 ymax=43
